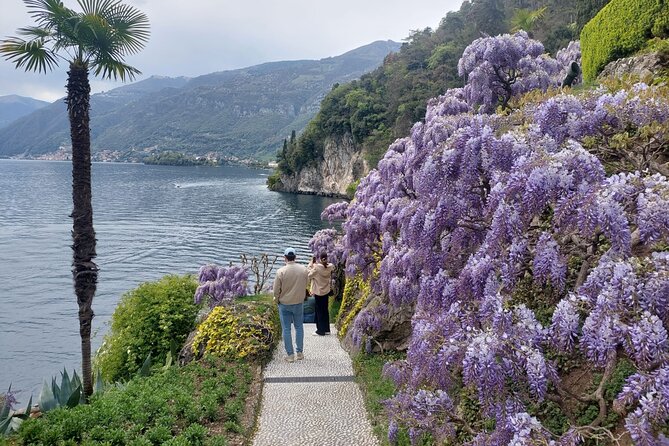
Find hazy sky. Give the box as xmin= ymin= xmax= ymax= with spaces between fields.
xmin=0 ymin=0 xmax=464 ymax=102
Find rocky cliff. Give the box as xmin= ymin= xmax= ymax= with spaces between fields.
xmin=275 ymin=134 xmax=368 ymax=197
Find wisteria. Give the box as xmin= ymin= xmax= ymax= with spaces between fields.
xmin=325 ymin=32 xmax=669 ymax=446
xmin=308 ymin=228 xmax=344 ymax=265
xmin=614 ymin=366 xmax=669 ymax=445
xmin=194 ymin=264 xmax=249 ymax=308
xmin=320 ymin=201 xmax=349 ymax=224
xmin=458 ymin=31 xmax=560 ymax=112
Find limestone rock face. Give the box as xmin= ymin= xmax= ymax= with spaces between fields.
xmin=277 ymin=134 xmax=368 ymax=197
xmin=599 ymin=51 xmax=668 ymax=81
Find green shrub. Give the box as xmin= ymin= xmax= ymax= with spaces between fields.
xmin=183 ymin=423 xmax=207 ymax=445
xmin=191 ymin=300 xmax=279 ymax=362
xmin=580 ymin=0 xmax=669 ymax=80
xmin=95 ymin=275 xmax=199 ymax=382
xmin=653 ymin=6 xmax=669 ymax=37
xmin=345 ymin=179 xmax=360 ymax=199
xmin=329 ymin=294 xmax=343 ymax=322
xmin=266 ymin=171 xmax=282 ymax=190
xmin=145 ymin=425 xmax=173 ymax=444
xmin=206 ymin=435 xmax=229 ymax=446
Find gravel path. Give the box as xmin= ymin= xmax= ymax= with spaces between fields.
xmin=252 ymin=324 xmax=380 ymax=446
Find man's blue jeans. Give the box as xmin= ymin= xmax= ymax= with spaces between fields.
xmin=278 ymin=302 xmax=304 ymax=356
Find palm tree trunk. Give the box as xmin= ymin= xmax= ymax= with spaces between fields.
xmin=67 ymin=61 xmax=98 ymax=399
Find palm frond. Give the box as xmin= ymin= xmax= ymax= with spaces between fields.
xmin=91 ymin=56 xmax=141 ymax=81
xmin=0 ymin=37 xmax=58 ymax=73
xmin=24 ymin=0 xmax=77 ymax=29
xmin=11 ymin=0 xmax=148 ymax=81
xmin=510 ymin=6 xmax=548 ymax=33
xmin=103 ymin=3 xmax=150 ymax=55
xmin=77 ymin=13 xmax=115 ymax=53
xmin=16 ymin=26 xmax=53 ymax=39
xmin=77 ymin=0 xmax=118 ymax=16
xmin=76 ymin=0 xmax=149 ymax=60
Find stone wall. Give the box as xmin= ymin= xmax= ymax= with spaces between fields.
xmin=598 ymin=50 xmax=668 ymax=81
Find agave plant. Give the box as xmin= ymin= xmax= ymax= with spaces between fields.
xmin=0 ymin=386 xmax=32 ymax=436
xmin=38 ymin=369 xmax=83 ymax=413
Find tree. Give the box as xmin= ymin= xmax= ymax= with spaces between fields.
xmin=509 ymin=6 xmax=547 ymax=36
xmin=458 ymin=31 xmax=559 ymax=112
xmin=0 ymin=0 xmax=149 ymax=398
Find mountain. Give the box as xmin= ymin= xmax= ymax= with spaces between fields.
xmin=0 ymin=95 xmax=50 ymax=129
xmin=0 ymin=40 xmax=400 ymax=160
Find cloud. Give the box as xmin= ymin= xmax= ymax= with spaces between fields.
xmin=0 ymin=0 xmax=464 ymax=101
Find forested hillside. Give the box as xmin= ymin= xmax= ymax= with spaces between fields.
xmin=274 ymin=0 xmax=610 ymax=176
xmin=0 ymin=41 xmax=399 ymax=161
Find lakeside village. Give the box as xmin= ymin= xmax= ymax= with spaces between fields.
xmin=8 ymin=145 xmax=277 ymax=169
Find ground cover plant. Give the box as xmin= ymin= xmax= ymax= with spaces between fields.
xmin=191 ymin=294 xmax=280 ymax=363
xmin=16 ymin=356 xmax=253 ymax=446
xmin=322 ymin=30 xmax=669 ymax=445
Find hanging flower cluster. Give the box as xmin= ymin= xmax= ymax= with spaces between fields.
xmin=194 ymin=264 xmax=249 ymax=308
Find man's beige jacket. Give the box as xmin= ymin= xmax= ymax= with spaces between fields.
xmin=273 ymin=261 xmax=308 ymax=305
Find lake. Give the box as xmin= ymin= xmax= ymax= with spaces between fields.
xmin=0 ymin=160 xmax=339 ymax=401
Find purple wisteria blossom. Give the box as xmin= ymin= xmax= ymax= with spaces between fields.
xmin=614 ymin=366 xmax=669 ymax=445
xmin=458 ymin=31 xmax=560 ymax=112
xmin=194 ymin=264 xmax=248 ymax=308
xmin=533 ymin=231 xmax=567 ymax=291
xmin=320 ymin=201 xmax=349 ymax=223
xmin=550 ymin=295 xmax=581 ymax=351
xmin=308 ymin=228 xmax=344 ymax=265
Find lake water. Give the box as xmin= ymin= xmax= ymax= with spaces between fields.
xmin=0 ymin=160 xmax=339 ymax=401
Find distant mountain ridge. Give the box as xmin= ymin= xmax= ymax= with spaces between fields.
xmin=0 ymin=40 xmax=400 ymax=160
xmin=0 ymin=95 xmax=50 ymax=129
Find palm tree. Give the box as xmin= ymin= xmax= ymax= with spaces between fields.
xmin=510 ymin=6 xmax=548 ymax=37
xmin=0 ymin=0 xmax=149 ymax=398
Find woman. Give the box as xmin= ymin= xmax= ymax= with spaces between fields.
xmin=307 ymin=252 xmax=334 ymax=336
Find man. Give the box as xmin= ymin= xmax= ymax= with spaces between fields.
xmin=273 ymin=247 xmax=308 ymax=362
xmin=308 ymin=252 xmax=334 ymax=336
